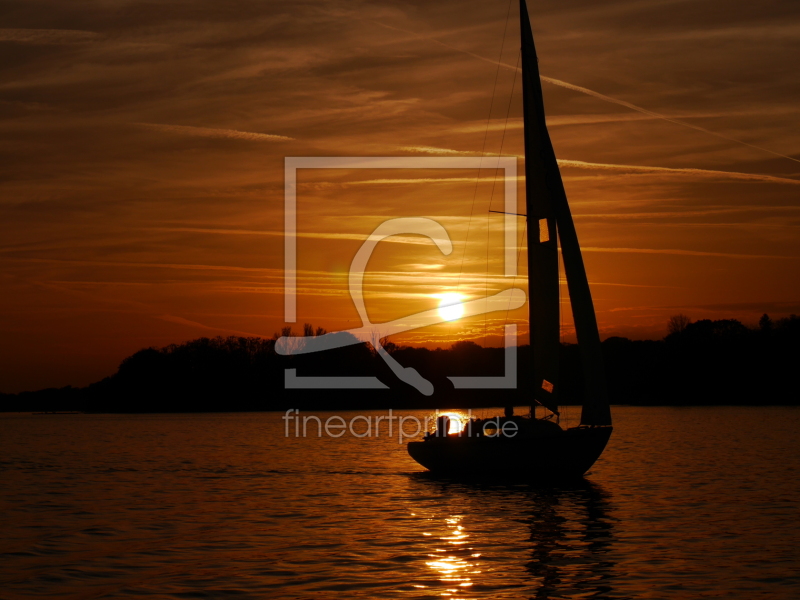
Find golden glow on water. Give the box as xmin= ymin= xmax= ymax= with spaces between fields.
xmin=4 ymin=410 xmax=800 ymax=598
xmin=424 ymin=515 xmax=481 ymax=598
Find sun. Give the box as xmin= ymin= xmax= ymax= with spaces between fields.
xmin=436 ymin=293 xmax=465 ymax=322
xmin=438 ymin=412 xmax=467 ymax=434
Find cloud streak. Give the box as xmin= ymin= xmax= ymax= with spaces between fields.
xmin=539 ymin=75 xmax=800 ymax=165
xmin=137 ymin=123 xmax=293 ymax=142
xmin=371 ymin=20 xmax=800 ymax=165
xmin=557 ymin=160 xmax=800 ymax=186
xmin=297 ymin=160 xmax=800 ymax=187
xmin=582 ymin=247 xmax=799 ymax=260
xmin=0 ymin=28 xmax=102 ymax=44
xmin=157 ymin=314 xmax=264 ymax=338
xmin=399 ymin=146 xmax=477 ymax=155
xmin=150 ymin=227 xmax=448 ymax=246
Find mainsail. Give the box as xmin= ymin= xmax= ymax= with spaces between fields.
xmin=519 ymin=0 xmax=612 ymax=426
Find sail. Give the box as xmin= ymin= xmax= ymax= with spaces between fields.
xmin=519 ymin=0 xmax=560 ymax=416
xmin=519 ymin=0 xmax=612 ymax=426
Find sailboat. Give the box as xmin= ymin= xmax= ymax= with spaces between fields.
xmin=407 ymin=0 xmax=613 ymax=479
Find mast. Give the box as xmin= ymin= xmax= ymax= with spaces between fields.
xmin=519 ymin=0 xmax=612 ymax=426
xmin=519 ymin=0 xmax=560 ymax=417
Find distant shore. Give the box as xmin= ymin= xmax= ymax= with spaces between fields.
xmin=7 ymin=404 xmax=799 ymax=417
xmin=2 ymin=314 xmax=798 ymax=412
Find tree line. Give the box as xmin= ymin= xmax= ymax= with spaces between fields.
xmin=1 ymin=314 xmax=798 ymax=412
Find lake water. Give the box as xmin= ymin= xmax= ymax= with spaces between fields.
xmin=1 ymin=407 xmax=799 ymax=599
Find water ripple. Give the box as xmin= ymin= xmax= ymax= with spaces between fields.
xmin=1 ymin=408 xmax=799 ymax=599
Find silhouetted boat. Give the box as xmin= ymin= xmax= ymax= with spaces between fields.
xmin=407 ymin=0 xmax=612 ymax=480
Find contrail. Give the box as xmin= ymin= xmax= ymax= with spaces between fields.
xmin=557 ymin=159 xmax=800 ymax=186
xmin=371 ymin=20 xmax=800 ymax=164
xmin=539 ymin=76 xmax=800 ymax=165
xmin=137 ymin=123 xmax=293 ymax=142
xmin=581 ymin=247 xmax=799 ymax=260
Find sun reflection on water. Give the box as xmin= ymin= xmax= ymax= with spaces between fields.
xmin=423 ymin=515 xmax=481 ymax=598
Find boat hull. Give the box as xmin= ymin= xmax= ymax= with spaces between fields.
xmin=407 ymin=426 xmax=612 ymax=481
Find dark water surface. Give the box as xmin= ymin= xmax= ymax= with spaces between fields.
xmin=1 ymin=407 xmax=798 ymax=599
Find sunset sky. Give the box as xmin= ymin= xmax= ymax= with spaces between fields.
xmin=1 ymin=0 xmax=798 ymax=393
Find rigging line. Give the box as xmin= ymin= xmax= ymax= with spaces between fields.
xmin=559 ymin=239 xmax=564 ymax=345
xmin=370 ymin=20 xmax=800 ymax=166
xmin=558 ymin=239 xmax=564 ymax=422
xmin=483 ymin=184 xmax=491 ymax=346
xmin=501 ymin=219 xmax=529 ymax=415
xmin=494 ymin=52 xmax=522 ymax=337
xmin=488 ymin=51 xmax=520 ymax=212
xmin=449 ymin=0 xmax=514 ymax=342
xmin=483 ymin=49 xmax=521 ymax=345
xmin=502 ymin=220 xmax=527 ymax=332
xmin=483 ymin=49 xmax=519 ymax=346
